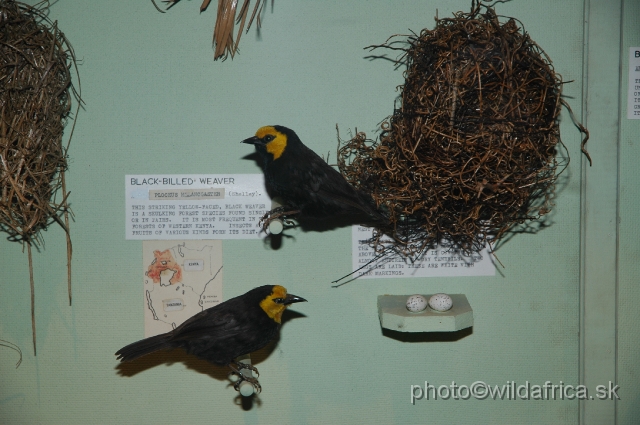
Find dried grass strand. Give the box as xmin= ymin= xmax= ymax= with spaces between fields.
xmin=0 ymin=339 xmax=23 ymax=368
xmin=27 ymin=242 xmax=35 ymax=356
xmin=158 ymin=0 xmax=266 ymax=61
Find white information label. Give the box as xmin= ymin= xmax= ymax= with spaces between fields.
xmin=143 ymin=240 xmax=223 ymax=337
xmin=628 ymin=47 xmax=640 ymax=119
xmin=126 ymin=174 xmax=271 ymax=240
xmin=352 ymin=226 xmax=496 ymax=278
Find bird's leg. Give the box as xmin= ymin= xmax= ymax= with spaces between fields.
xmin=228 ymin=361 xmax=262 ymax=393
xmin=235 ymin=360 xmax=260 ymax=377
xmin=259 ymin=206 xmax=300 ymax=232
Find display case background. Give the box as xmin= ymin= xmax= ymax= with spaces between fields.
xmin=1 ymin=1 xmax=638 ymax=423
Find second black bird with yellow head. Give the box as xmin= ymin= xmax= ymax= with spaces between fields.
xmin=115 ymin=285 xmax=306 ymax=393
xmin=242 ymin=125 xmax=388 ymax=227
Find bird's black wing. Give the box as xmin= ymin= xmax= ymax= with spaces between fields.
xmin=300 ymin=146 xmax=384 ymax=220
xmin=169 ymin=297 xmax=249 ymax=343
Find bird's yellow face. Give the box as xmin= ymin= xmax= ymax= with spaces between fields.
xmin=255 ymin=126 xmax=288 ymax=160
xmin=259 ymin=285 xmax=289 ymax=324
xmin=259 ymin=285 xmax=307 ymax=324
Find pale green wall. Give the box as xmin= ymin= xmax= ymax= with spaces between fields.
xmin=0 ymin=1 xmax=635 ymax=424
xmin=619 ymin=0 xmax=640 ymax=423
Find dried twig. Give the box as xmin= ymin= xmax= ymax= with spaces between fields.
xmin=0 ymin=339 xmax=23 ymax=368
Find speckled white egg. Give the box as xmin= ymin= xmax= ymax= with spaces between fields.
xmin=406 ymin=295 xmax=428 ymax=312
xmin=428 ymin=293 xmax=453 ymax=312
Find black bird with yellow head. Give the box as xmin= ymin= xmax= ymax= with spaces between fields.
xmin=242 ymin=125 xmax=388 ymax=227
xmin=115 ymin=285 xmax=306 ymax=393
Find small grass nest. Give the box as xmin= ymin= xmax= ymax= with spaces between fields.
xmin=0 ymin=0 xmax=81 ymax=354
xmin=338 ymin=2 xmax=588 ymax=257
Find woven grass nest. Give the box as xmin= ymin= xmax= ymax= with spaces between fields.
xmin=0 ymin=0 xmax=81 ymax=354
xmin=338 ymin=2 xmax=589 ymax=258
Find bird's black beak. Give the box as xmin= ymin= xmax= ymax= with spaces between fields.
xmin=242 ymin=136 xmax=262 ymax=145
xmin=283 ymin=293 xmax=307 ymax=305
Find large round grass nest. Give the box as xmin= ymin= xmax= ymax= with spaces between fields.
xmin=338 ymin=2 xmax=588 ymax=257
xmin=0 ymin=0 xmax=81 ymax=353
xmin=0 ymin=0 xmax=79 ymax=247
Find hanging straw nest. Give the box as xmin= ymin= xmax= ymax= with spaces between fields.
xmin=0 ymin=0 xmax=81 ymax=354
xmin=338 ymin=2 xmax=589 ymax=258
xmin=153 ymin=0 xmax=267 ymax=61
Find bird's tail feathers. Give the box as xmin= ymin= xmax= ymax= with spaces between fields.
xmin=115 ymin=333 xmax=171 ymax=362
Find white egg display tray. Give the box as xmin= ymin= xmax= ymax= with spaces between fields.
xmin=377 ymin=294 xmax=473 ymax=332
